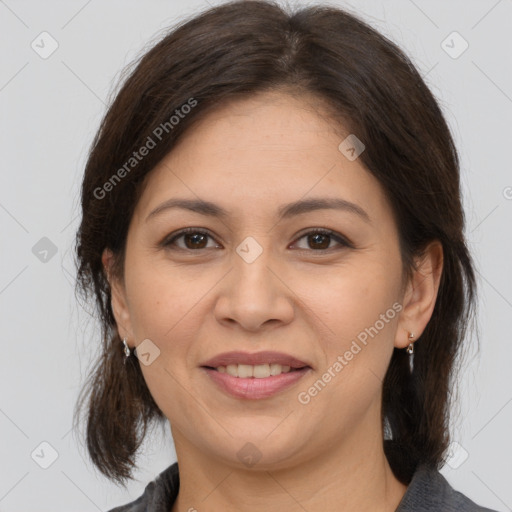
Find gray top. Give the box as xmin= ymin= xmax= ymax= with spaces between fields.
xmin=108 ymin=462 xmax=498 ymax=511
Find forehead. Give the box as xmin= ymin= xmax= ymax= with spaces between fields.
xmin=133 ymin=91 xmax=389 ymax=224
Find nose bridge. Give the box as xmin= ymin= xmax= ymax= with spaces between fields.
xmin=232 ymin=234 xmax=275 ymax=297
xmin=214 ymin=234 xmax=294 ymax=330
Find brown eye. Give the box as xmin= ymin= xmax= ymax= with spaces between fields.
xmin=182 ymin=232 xmax=208 ymax=249
xmin=162 ymin=227 xmax=352 ymax=253
xmin=307 ymin=232 xmax=331 ymax=250
xmin=163 ymin=228 xmax=219 ymax=250
xmin=293 ymin=229 xmax=352 ymax=251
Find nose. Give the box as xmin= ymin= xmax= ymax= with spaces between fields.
xmin=213 ymin=241 xmax=295 ymax=332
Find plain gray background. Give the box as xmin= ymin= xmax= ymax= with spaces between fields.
xmin=1 ymin=0 xmax=511 ymax=510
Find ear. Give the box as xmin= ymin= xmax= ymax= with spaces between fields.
xmin=102 ymin=248 xmax=134 ymax=344
xmin=395 ymin=240 xmax=444 ymax=349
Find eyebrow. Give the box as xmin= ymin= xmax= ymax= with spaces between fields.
xmin=145 ymin=197 xmax=371 ymax=224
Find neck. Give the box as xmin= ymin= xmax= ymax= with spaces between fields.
xmin=170 ymin=418 xmax=407 ymax=512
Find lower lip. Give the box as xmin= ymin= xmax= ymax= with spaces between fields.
xmin=202 ymin=367 xmax=312 ymax=400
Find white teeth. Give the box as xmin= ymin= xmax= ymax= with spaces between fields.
xmin=253 ymin=364 xmax=271 ymax=378
xmin=217 ymin=363 xmax=293 ymax=378
xmin=226 ymin=364 xmax=238 ymax=377
xmin=271 ymin=363 xmax=286 ymax=376
xmin=237 ymin=364 xmax=253 ymax=378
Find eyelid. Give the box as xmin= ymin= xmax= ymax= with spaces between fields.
xmin=161 ymin=227 xmax=353 ymax=251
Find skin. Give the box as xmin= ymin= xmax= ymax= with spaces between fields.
xmin=103 ymin=90 xmax=443 ymax=512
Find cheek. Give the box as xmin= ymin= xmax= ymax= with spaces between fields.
xmin=124 ymin=251 xmax=210 ymax=339
xmin=127 ymin=265 xmax=206 ymax=417
xmin=296 ymin=260 xmax=401 ymax=405
xmin=295 ymin=268 xmax=399 ymax=427
xmin=296 ymin=258 xmax=400 ymax=339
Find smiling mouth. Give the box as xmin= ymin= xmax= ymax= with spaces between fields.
xmin=201 ymin=364 xmax=312 ymax=400
xmin=202 ymin=363 xmax=309 ymax=378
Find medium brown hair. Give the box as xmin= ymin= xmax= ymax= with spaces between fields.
xmin=73 ymin=0 xmax=477 ymax=487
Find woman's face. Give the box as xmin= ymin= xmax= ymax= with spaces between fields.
xmin=106 ymin=91 xmax=429 ymax=470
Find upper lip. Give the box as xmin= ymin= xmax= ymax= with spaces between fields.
xmin=200 ymin=351 xmax=312 ymax=369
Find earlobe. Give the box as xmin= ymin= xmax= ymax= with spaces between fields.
xmin=101 ymin=248 xmax=133 ymax=341
xmin=395 ymin=240 xmax=444 ymax=349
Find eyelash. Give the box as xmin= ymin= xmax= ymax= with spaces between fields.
xmin=161 ymin=227 xmax=353 ymax=253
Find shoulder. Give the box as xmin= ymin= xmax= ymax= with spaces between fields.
xmin=396 ymin=463 xmax=499 ymax=512
xmin=105 ymin=460 xmax=499 ymax=512
xmin=106 ymin=462 xmax=180 ymax=512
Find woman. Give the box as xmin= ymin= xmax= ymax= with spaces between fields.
xmin=73 ymin=1 xmax=498 ymax=510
